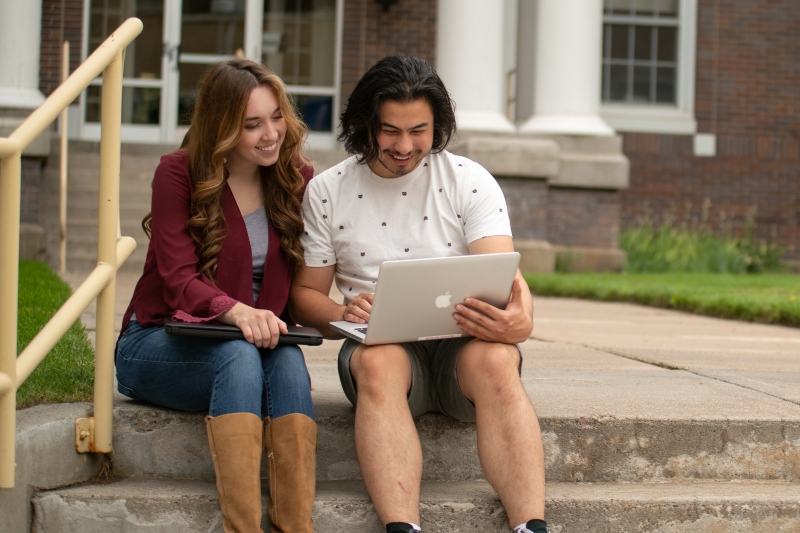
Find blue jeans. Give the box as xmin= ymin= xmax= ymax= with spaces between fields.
xmin=115 ymin=320 xmax=314 ymax=420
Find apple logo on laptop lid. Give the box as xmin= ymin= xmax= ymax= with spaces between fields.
xmin=435 ymin=291 xmax=452 ymax=309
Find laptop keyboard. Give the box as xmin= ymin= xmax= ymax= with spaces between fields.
xmin=355 ymin=327 xmax=368 ymax=334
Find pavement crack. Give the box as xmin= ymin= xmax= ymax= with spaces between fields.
xmin=597 ymin=347 xmax=686 ymax=370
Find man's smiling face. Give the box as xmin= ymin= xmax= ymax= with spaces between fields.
xmin=369 ymin=98 xmax=434 ymax=179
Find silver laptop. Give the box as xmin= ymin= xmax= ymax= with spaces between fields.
xmin=330 ymin=252 xmax=520 ymax=345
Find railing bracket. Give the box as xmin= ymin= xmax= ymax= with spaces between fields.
xmin=75 ymin=417 xmax=95 ymax=453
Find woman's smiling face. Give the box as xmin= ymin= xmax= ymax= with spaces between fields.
xmin=227 ymin=85 xmax=286 ymax=171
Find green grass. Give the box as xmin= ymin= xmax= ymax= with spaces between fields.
xmin=16 ymin=260 xmax=95 ymax=409
xmin=524 ymin=272 xmax=800 ymax=327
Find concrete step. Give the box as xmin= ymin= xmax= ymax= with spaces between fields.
xmin=102 ymin=339 xmax=800 ymax=485
xmin=110 ymin=395 xmax=800 ymax=485
xmin=31 ymin=478 xmax=800 ymax=532
xmin=61 ymin=253 xmax=146 ymax=274
xmin=58 ymin=227 xmax=146 ymax=248
xmin=41 ymin=192 xmax=152 ymax=212
xmin=55 ymin=151 xmax=164 ymax=176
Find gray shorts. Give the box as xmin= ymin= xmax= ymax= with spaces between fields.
xmin=337 ymin=337 xmax=522 ymax=423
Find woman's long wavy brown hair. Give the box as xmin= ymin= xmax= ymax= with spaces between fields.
xmin=143 ymin=59 xmax=309 ymax=283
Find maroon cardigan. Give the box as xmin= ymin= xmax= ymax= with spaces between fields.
xmin=120 ymin=150 xmax=312 ymax=333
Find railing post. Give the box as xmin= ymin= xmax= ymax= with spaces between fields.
xmin=60 ymin=40 xmax=70 ymax=274
xmin=93 ymin=49 xmax=124 ymax=454
xmin=0 ymin=149 xmax=22 ymax=488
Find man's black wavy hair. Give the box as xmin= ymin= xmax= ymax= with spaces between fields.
xmin=338 ymin=56 xmax=457 ymax=165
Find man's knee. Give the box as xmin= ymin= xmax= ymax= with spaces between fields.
xmin=457 ymin=341 xmax=521 ymax=398
xmin=351 ymin=344 xmax=411 ymax=397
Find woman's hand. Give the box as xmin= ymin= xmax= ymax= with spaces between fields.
xmin=219 ymin=302 xmax=288 ymax=349
xmin=342 ymin=292 xmax=373 ymax=323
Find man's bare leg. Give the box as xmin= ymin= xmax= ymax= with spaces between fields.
xmin=457 ymin=340 xmax=546 ymax=527
xmin=351 ymin=343 xmax=422 ymax=525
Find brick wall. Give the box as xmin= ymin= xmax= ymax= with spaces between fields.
xmin=497 ymin=178 xmax=549 ymax=241
xmin=341 ymin=0 xmax=437 ymax=110
xmin=40 ymin=0 xmax=84 ymax=98
xmin=620 ymin=0 xmax=800 ymax=261
xmin=549 ymin=188 xmax=621 ymax=248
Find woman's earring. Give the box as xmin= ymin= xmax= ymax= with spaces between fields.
xmin=223 ymin=157 xmax=228 ymax=164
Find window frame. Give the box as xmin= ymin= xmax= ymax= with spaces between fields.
xmin=600 ymin=0 xmax=697 ymax=135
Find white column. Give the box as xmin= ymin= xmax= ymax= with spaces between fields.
xmin=520 ymin=0 xmax=614 ymax=136
xmin=436 ymin=0 xmax=515 ymax=133
xmin=0 ymin=0 xmax=45 ymax=109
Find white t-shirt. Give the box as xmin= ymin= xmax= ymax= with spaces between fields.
xmin=301 ymin=150 xmax=512 ymax=301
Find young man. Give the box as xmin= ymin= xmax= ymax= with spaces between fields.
xmin=290 ymin=56 xmax=548 ymax=533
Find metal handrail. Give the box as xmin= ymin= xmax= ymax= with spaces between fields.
xmin=60 ymin=40 xmax=70 ymax=274
xmin=0 ymin=17 xmax=143 ymax=489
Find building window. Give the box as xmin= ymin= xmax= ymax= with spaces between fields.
xmin=262 ymin=0 xmax=337 ymax=133
xmin=602 ymin=0 xmax=678 ymax=104
xmin=600 ymin=0 xmax=697 ymax=134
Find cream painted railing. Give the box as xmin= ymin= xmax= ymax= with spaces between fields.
xmin=0 ymin=18 xmax=143 ymax=489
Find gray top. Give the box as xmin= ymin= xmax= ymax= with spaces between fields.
xmin=243 ymin=206 xmax=269 ymax=302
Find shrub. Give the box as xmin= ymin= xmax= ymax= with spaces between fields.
xmin=621 ymin=221 xmax=786 ymax=274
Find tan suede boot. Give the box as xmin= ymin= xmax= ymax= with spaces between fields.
xmin=206 ymin=413 xmax=265 ymax=533
xmin=264 ymin=413 xmax=317 ymax=533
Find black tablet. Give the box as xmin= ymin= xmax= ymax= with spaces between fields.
xmin=164 ymin=318 xmax=323 ymax=346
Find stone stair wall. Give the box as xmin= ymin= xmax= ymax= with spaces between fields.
xmin=40 ymin=141 xmax=166 ymax=274
xmin=39 ymin=141 xmax=349 ymax=275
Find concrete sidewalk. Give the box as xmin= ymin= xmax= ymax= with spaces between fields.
xmin=62 ymin=270 xmax=800 ymax=422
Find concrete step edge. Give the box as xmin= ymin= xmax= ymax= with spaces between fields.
xmin=110 ymin=401 xmax=800 ymax=484
xmin=31 ymin=478 xmax=800 ymax=533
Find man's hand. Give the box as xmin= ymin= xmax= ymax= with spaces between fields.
xmin=452 ymin=274 xmax=533 ymax=344
xmin=343 ymin=292 xmax=373 ymax=323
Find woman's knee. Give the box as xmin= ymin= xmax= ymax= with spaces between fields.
xmin=263 ymin=345 xmax=310 ymax=382
xmin=215 ymin=340 xmax=264 ymax=387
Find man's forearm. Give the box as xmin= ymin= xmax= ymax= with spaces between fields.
xmin=290 ymin=286 xmax=346 ymax=339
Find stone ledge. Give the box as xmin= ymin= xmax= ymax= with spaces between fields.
xmin=0 ymin=403 xmax=103 ymax=533
xmin=514 ymin=239 xmax=556 ymax=273
xmin=0 ymin=115 xmax=51 ymax=157
xmin=449 ymin=134 xmax=559 ymax=178
xmin=553 ymin=245 xmax=626 ymax=273
xmin=19 ymin=223 xmax=46 ymax=262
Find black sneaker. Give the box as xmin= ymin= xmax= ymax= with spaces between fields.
xmin=514 ymin=519 xmax=549 ymax=533
xmin=386 ymin=523 xmax=421 ymax=533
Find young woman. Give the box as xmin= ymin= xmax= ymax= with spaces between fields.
xmin=115 ymin=59 xmax=316 ymax=533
